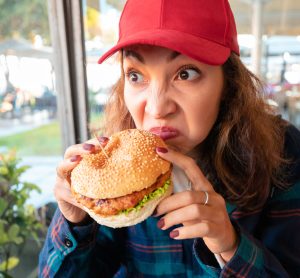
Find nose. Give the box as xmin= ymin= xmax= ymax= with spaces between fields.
xmin=144 ymin=82 xmax=176 ymax=119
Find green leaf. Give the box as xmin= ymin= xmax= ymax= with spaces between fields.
xmin=0 ymin=257 xmax=19 ymax=271
xmin=0 ymin=199 xmax=8 ymax=215
xmin=0 ymin=233 xmax=9 ymax=245
xmin=23 ymin=182 xmax=41 ymax=193
xmin=15 ymin=165 xmax=30 ymax=176
xmin=13 ymin=236 xmax=23 ymax=245
xmin=7 ymin=224 xmax=20 ymax=241
xmin=0 ymin=167 xmax=8 ymax=175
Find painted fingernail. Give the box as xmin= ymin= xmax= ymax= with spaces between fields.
xmin=156 ymin=147 xmax=168 ymax=153
xmin=70 ymin=155 xmax=82 ymax=162
xmin=83 ymin=143 xmax=95 ymax=151
xmin=157 ymin=218 xmax=165 ymax=229
xmin=170 ymin=230 xmax=179 ymax=239
xmin=98 ymin=136 xmax=109 ymax=144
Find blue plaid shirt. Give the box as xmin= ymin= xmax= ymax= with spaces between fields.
xmin=39 ymin=125 xmax=300 ymax=277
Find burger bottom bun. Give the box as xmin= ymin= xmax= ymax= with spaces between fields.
xmin=82 ymin=181 xmax=173 ymax=228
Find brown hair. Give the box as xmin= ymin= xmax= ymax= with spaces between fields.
xmin=104 ymin=53 xmax=287 ymax=211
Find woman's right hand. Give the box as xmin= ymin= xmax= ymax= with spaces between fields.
xmin=54 ymin=136 xmax=109 ymax=224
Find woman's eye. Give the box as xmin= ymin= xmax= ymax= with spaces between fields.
xmin=177 ymin=68 xmax=200 ymax=81
xmin=127 ymin=71 xmax=144 ymax=83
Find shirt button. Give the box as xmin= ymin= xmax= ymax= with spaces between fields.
xmin=64 ymin=238 xmax=73 ymax=248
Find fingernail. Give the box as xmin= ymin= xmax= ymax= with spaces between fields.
xmin=98 ymin=136 xmax=109 ymax=144
xmin=170 ymin=230 xmax=179 ymax=239
xmin=156 ymin=147 xmax=168 ymax=153
xmin=70 ymin=155 xmax=82 ymax=162
xmin=83 ymin=143 xmax=95 ymax=151
xmin=157 ymin=218 xmax=165 ymax=229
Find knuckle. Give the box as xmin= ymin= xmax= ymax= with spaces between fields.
xmin=202 ymin=222 xmax=211 ymax=234
xmin=64 ymin=146 xmax=73 ymax=157
xmin=215 ymin=194 xmax=226 ymax=206
xmin=191 ymin=203 xmax=202 ymax=215
xmin=186 ymin=157 xmax=196 ymax=168
xmin=64 ymin=144 xmax=80 ymax=159
xmin=186 ymin=191 xmax=196 ymax=203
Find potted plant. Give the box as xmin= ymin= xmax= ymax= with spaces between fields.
xmin=0 ymin=150 xmax=43 ymax=278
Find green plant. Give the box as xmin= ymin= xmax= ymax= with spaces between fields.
xmin=0 ymin=150 xmax=43 ymax=278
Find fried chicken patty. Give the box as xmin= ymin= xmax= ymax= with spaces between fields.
xmin=73 ymin=170 xmax=171 ymax=216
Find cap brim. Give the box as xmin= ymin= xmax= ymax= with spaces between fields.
xmin=98 ymin=29 xmax=231 ymax=65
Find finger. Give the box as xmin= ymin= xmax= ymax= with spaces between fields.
xmin=158 ymin=204 xmax=216 ymax=230
xmin=156 ymin=147 xmax=212 ymax=192
xmin=54 ymin=179 xmax=87 ymax=210
xmin=54 ymin=184 xmax=83 ymax=208
xmin=169 ymin=222 xmax=218 ymax=240
xmin=64 ymin=136 xmax=109 ymax=159
xmin=88 ymin=136 xmax=109 ymax=149
xmin=56 ymin=155 xmax=82 ymax=180
xmin=155 ymin=190 xmax=215 ymax=216
xmin=182 ymin=220 xmax=199 ymax=226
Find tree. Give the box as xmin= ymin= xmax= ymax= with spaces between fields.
xmin=0 ymin=0 xmax=50 ymax=44
xmin=106 ymin=0 xmax=126 ymax=11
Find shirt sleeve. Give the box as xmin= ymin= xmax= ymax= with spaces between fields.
xmin=38 ymin=209 xmax=124 ymax=278
xmin=193 ymin=180 xmax=300 ymax=278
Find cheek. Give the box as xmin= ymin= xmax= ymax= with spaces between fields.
xmin=185 ymin=91 xmax=222 ymax=144
xmin=124 ymin=85 xmax=145 ymax=128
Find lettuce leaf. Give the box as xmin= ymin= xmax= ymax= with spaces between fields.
xmin=120 ymin=179 xmax=170 ymax=215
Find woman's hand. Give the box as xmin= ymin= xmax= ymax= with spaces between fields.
xmin=54 ymin=136 xmax=109 ymax=224
xmin=155 ymin=147 xmax=238 ymax=262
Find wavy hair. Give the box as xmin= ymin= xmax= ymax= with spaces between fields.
xmin=103 ymin=53 xmax=287 ymax=211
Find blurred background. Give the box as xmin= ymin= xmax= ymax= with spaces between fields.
xmin=0 ymin=0 xmax=299 ymax=277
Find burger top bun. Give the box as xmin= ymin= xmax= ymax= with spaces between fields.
xmin=71 ymin=129 xmax=171 ymax=199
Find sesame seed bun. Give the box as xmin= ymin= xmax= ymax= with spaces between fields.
xmin=71 ymin=129 xmax=171 ymax=199
xmin=70 ymin=129 xmax=172 ymax=228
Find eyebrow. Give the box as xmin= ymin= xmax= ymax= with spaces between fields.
xmin=123 ymin=49 xmax=181 ymax=63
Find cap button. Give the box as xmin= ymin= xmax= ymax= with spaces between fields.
xmin=64 ymin=238 xmax=73 ymax=248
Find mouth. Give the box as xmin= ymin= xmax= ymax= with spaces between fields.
xmin=149 ymin=126 xmax=180 ymax=140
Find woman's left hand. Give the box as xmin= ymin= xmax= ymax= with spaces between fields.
xmin=155 ymin=147 xmax=238 ymax=262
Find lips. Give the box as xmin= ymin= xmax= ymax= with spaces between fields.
xmin=149 ymin=126 xmax=179 ymax=140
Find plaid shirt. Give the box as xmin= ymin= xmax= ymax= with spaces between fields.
xmin=39 ymin=125 xmax=300 ymax=277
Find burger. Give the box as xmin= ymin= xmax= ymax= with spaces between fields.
xmin=70 ymin=129 xmax=173 ymax=228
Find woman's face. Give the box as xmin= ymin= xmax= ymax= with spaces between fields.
xmin=123 ymin=45 xmax=224 ymax=154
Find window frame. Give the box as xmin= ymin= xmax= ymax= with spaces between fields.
xmin=47 ymin=0 xmax=89 ymax=151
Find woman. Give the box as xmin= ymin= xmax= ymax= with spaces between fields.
xmin=39 ymin=0 xmax=300 ymax=277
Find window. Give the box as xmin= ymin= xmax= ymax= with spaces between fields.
xmin=0 ymin=1 xmax=61 ymax=276
xmin=231 ymin=0 xmax=300 ymax=127
xmin=82 ymin=0 xmax=126 ymax=135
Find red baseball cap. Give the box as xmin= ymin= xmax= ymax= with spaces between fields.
xmin=98 ymin=0 xmax=240 ymax=65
